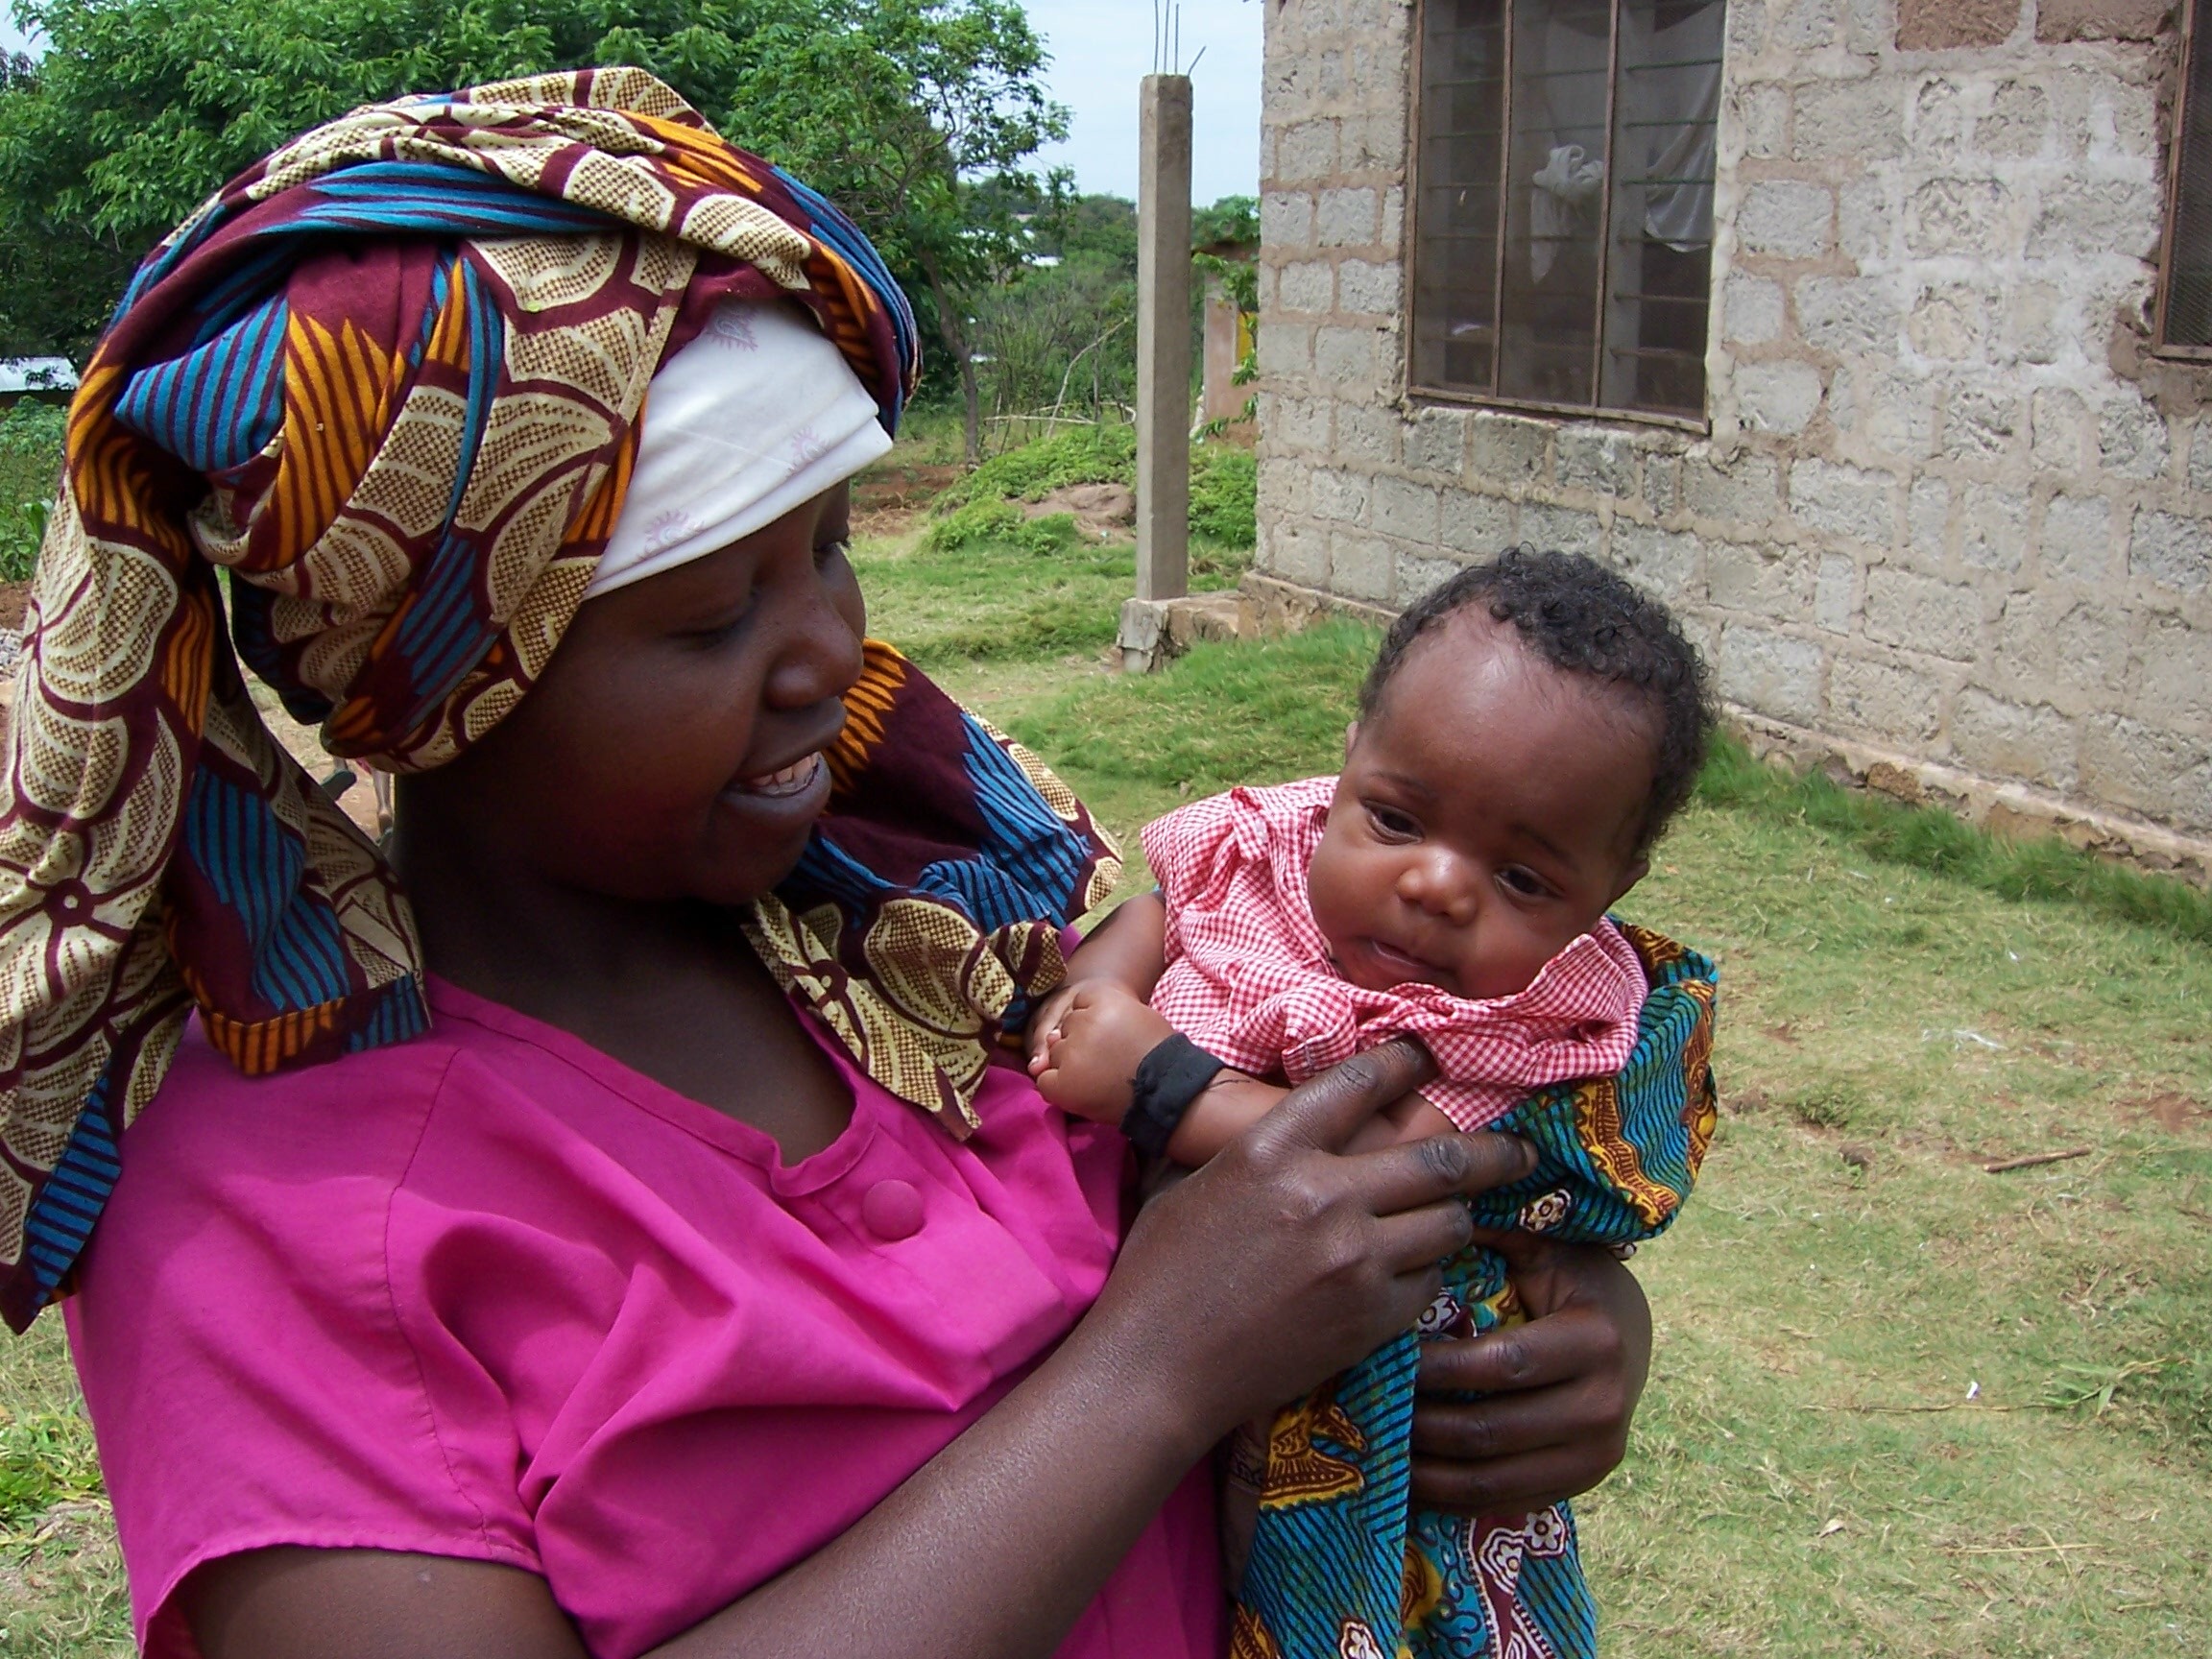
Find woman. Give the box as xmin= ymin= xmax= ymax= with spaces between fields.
xmin=0 ymin=71 xmax=1656 ymax=1659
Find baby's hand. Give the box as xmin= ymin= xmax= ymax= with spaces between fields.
xmin=1028 ymin=981 xmax=1178 ymax=1124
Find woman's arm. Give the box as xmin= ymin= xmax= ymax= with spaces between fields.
xmin=188 ymin=1043 xmax=1537 ymax=1659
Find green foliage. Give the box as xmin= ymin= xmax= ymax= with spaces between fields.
xmin=0 ymin=496 xmax=49 ymax=583
xmin=922 ymin=422 xmax=1253 ymax=555
xmin=920 ymin=499 xmax=1084 ymax=559
xmin=0 ymin=400 xmax=65 ymax=582
xmin=1030 ymin=192 xmax=1136 ymax=271
xmin=1188 ymin=445 xmax=1255 ymax=549
xmin=961 ymin=192 xmax=1259 ymax=438
xmin=0 ymin=1402 xmax=104 ymax=1531
xmin=932 ymin=421 xmax=1136 ymax=511
xmin=0 ymin=0 xmax=1066 ymax=363
xmin=969 ymin=252 xmax=1137 ymax=431
xmin=0 ymin=398 xmax=65 ymax=458
xmin=1696 ymin=733 xmax=2212 ymax=948
xmin=1190 ymin=194 xmax=1258 ymax=251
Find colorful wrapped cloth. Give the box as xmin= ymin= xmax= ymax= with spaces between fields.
xmin=1232 ymin=926 xmax=1719 ymax=1659
xmin=0 ymin=69 xmax=1118 ymax=1331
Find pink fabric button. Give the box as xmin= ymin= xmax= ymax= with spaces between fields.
xmin=860 ymin=1178 xmax=925 ymax=1241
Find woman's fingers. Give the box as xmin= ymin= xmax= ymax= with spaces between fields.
xmin=1415 ymin=1308 xmax=1619 ymax=1399
xmin=1373 ymin=1200 xmax=1476 ymax=1273
xmin=1406 ymin=1442 xmax=1610 ymax=1517
xmin=1408 ymin=1372 xmax=1619 ymax=1463
xmin=1346 ymin=1130 xmax=1537 ymax=1215
xmin=1244 ymin=1041 xmax=1439 ymax=1155
xmin=1403 ymin=1240 xmax=1654 ymax=1516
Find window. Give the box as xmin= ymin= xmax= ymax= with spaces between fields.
xmin=2158 ymin=0 xmax=2212 ymax=352
xmin=1409 ymin=0 xmax=1724 ymax=423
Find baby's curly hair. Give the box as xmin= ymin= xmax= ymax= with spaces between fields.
xmin=1358 ymin=546 xmax=1717 ymax=854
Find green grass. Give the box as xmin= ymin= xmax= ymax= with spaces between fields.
xmin=0 ymin=404 xmax=65 ymax=586
xmin=0 ymin=1320 xmax=128 ymax=1655
xmin=1697 ymin=738 xmax=2212 ymax=948
xmin=850 ymin=520 xmax=1248 ymax=675
xmin=894 ymin=602 xmax=2212 ymax=1655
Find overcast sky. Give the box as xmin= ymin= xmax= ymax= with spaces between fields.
xmin=0 ymin=1 xmax=1263 ymax=202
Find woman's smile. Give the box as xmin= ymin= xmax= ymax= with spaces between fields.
xmin=719 ymin=749 xmax=833 ymax=830
xmin=733 ymin=752 xmax=827 ymax=800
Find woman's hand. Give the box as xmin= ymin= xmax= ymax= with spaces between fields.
xmin=1407 ymin=1230 xmax=1654 ymax=1516
xmin=1078 ymin=1041 xmax=1539 ymax=1445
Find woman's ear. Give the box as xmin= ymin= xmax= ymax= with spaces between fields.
xmin=1343 ymin=721 xmax=1360 ymax=763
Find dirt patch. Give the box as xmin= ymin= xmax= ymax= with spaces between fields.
xmin=2117 ymin=1091 xmax=2209 ymax=1136
xmin=853 ymin=462 xmax=964 ymax=536
xmin=1024 ymin=482 xmax=1134 ymax=543
xmin=0 ymin=579 xmax=29 ymax=632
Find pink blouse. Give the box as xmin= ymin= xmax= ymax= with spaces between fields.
xmin=65 ymin=978 xmax=1224 ymax=1659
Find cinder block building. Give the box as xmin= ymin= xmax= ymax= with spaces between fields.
xmin=1251 ymin=0 xmax=2212 ymax=877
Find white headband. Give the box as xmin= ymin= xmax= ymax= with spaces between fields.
xmin=587 ymin=301 xmax=894 ymax=599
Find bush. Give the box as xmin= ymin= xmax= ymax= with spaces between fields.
xmin=0 ymin=401 xmax=66 ymax=459
xmin=0 ymin=401 xmax=65 ymax=583
xmin=1189 ymin=446 xmax=1256 ymax=549
xmin=922 ymin=501 xmax=1086 ymax=558
xmin=933 ymin=423 xmax=1137 ymax=514
xmin=927 ymin=423 xmax=1255 ymax=557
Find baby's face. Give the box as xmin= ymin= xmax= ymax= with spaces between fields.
xmin=1307 ymin=613 xmax=1655 ymax=1002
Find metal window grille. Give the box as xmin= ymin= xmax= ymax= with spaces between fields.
xmin=2158 ymin=0 xmax=2212 ymax=354
xmin=1410 ymin=0 xmax=1724 ymax=424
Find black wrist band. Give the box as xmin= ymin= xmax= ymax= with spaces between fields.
xmin=1121 ymin=1034 xmax=1226 ymax=1160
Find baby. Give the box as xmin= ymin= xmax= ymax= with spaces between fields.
xmin=1027 ymin=547 xmax=1721 ymax=1659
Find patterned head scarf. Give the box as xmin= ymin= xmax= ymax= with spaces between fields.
xmin=0 ymin=69 xmax=1117 ymax=1329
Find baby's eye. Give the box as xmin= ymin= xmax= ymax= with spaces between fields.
xmin=1499 ymin=866 xmax=1551 ymax=899
xmin=1365 ymin=804 xmax=1420 ymax=840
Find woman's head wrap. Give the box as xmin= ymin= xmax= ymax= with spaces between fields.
xmin=0 ymin=70 xmax=1116 ymax=1328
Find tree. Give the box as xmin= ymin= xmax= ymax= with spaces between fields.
xmin=714 ymin=0 xmax=1070 ymax=463
xmin=0 ymin=0 xmax=1069 ymax=454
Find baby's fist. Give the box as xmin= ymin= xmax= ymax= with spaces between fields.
xmin=1031 ymin=982 xmax=1177 ymax=1126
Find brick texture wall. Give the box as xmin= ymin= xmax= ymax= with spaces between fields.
xmin=1254 ymin=0 xmax=2212 ymax=874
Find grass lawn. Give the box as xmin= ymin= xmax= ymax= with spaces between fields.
xmin=0 ymin=501 xmax=2204 ymax=1655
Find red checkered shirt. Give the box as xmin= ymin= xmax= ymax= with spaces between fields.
xmin=1140 ymin=778 xmax=1648 ymax=1133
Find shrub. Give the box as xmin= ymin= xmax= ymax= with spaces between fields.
xmin=1189 ymin=446 xmax=1256 ymax=549
xmin=0 ymin=402 xmax=65 ymax=583
xmin=922 ymin=501 xmax=1086 ymax=558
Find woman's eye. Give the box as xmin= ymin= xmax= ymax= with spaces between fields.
xmin=687 ymin=596 xmax=757 ymax=644
xmin=816 ymin=537 xmax=853 ymax=569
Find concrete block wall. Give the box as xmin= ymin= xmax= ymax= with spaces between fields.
xmin=1254 ymin=0 xmax=2212 ymax=875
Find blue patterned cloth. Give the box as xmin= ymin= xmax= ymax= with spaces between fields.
xmin=1233 ymin=926 xmax=1718 ymax=1659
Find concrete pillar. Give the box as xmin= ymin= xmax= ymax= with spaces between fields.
xmin=1135 ymin=73 xmax=1192 ymax=604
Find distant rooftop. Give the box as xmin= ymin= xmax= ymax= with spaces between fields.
xmin=0 ymin=357 xmax=77 ymax=396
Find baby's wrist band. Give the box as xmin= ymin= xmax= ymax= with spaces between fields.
xmin=1121 ymin=1035 xmax=1227 ymax=1159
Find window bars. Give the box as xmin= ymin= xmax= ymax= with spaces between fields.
xmin=1410 ymin=0 xmax=1724 ymax=424
xmin=2159 ymin=0 xmax=2212 ymax=354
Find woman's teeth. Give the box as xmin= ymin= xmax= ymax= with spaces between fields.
xmin=737 ymin=753 xmax=823 ymax=798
